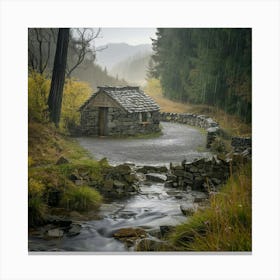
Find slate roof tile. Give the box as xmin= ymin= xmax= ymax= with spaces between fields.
xmin=80 ymin=86 xmax=160 ymax=113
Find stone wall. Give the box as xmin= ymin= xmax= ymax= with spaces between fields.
xmin=80 ymin=107 xmax=161 ymax=136
xmin=166 ymin=151 xmax=250 ymax=193
xmin=231 ymin=137 xmax=252 ymax=153
xmin=166 ymin=156 xmax=230 ymax=192
xmin=160 ymin=112 xmax=219 ymax=129
xmin=159 ymin=112 xmax=252 ymax=152
xmin=160 ymin=112 xmax=220 ymax=148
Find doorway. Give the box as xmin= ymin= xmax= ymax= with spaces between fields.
xmin=98 ymin=107 xmax=108 ymax=136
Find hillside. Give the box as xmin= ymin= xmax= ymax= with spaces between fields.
xmin=110 ymin=52 xmax=151 ymax=86
xmin=95 ymin=43 xmax=152 ymax=70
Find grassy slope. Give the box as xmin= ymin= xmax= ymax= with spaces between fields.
xmin=145 ymin=82 xmax=251 ymax=137
xmin=28 ymin=121 xmax=105 ymax=226
xmin=169 ymin=164 xmax=251 ymax=251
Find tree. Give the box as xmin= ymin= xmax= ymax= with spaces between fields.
xmin=66 ymin=28 xmax=106 ymax=78
xmin=28 ymin=28 xmax=57 ymax=74
xmin=47 ymin=28 xmax=70 ymax=126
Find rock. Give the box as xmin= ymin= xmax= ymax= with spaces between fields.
xmin=173 ymin=169 xmax=184 ymax=177
xmin=104 ymin=179 xmax=114 ymax=190
xmin=113 ymin=227 xmax=146 ymax=239
xmin=160 ymin=225 xmax=175 ymax=237
xmin=164 ymin=181 xmax=173 ymax=188
xmin=115 ymin=164 xmax=131 ymax=175
xmin=46 ymin=216 xmax=72 ymax=227
xmin=47 ymin=228 xmax=64 ymax=238
xmin=166 ymin=174 xmax=177 ymax=181
xmin=56 ymin=156 xmax=69 ymax=165
xmin=69 ymin=173 xmax=80 ymax=181
xmin=124 ymin=174 xmax=137 ymax=183
xmin=113 ymin=180 xmax=125 ymax=188
xmin=69 ymin=211 xmax=84 ymax=220
xmin=211 ymin=178 xmax=221 ymax=185
xmin=192 ymin=191 xmax=208 ymax=202
xmin=136 ymin=238 xmax=164 ymax=251
xmin=137 ymin=165 xmax=168 ymax=174
xmin=180 ymin=204 xmax=196 ymax=216
xmin=146 ymin=173 xmax=167 ymax=183
xmin=75 ymin=180 xmax=84 ymax=186
xmin=67 ymin=224 xmax=82 ymax=237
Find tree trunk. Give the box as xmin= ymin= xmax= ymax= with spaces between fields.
xmin=48 ymin=28 xmax=70 ymax=127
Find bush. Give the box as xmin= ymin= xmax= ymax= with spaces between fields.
xmin=28 ymin=178 xmax=46 ymax=226
xmin=60 ymin=186 xmax=102 ymax=212
xmin=28 ymin=196 xmax=47 ymax=227
xmin=28 ymin=72 xmax=92 ymax=131
xmin=28 ymin=71 xmax=50 ymax=122
xmin=169 ymin=163 xmax=252 ymax=251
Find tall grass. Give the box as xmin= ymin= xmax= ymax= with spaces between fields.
xmin=60 ymin=186 xmax=102 ymax=212
xmin=169 ymin=164 xmax=252 ymax=251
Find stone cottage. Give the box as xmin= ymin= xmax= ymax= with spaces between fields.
xmin=79 ymin=86 xmax=161 ymax=136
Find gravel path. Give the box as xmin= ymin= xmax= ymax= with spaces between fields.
xmin=76 ymin=122 xmax=211 ymax=166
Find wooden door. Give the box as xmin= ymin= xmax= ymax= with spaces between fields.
xmin=98 ymin=107 xmax=108 ymax=136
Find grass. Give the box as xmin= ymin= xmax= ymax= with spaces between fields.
xmin=28 ymin=120 xmax=105 ymax=226
xmin=169 ymin=163 xmax=252 ymax=251
xmin=60 ymin=186 xmax=102 ymax=212
xmin=144 ymin=79 xmax=251 ymax=137
xmin=28 ymin=121 xmax=93 ymax=167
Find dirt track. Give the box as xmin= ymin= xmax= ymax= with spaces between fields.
xmin=76 ymin=122 xmax=210 ymax=166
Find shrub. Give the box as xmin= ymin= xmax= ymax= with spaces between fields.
xmin=28 ymin=178 xmax=46 ymax=226
xmin=60 ymin=79 xmax=92 ymax=132
xmin=60 ymin=186 xmax=102 ymax=212
xmin=28 ymin=71 xmax=50 ymax=122
xmin=28 ymin=196 xmax=47 ymax=227
xmin=169 ymin=163 xmax=252 ymax=251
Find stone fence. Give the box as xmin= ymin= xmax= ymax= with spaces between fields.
xmin=166 ymin=152 xmax=250 ymax=193
xmin=160 ymin=112 xmax=252 ymax=152
xmin=160 ymin=112 xmax=220 ymax=148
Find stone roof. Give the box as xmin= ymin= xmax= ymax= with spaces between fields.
xmin=80 ymin=86 xmax=160 ymax=113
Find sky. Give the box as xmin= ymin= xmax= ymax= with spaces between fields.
xmin=93 ymin=28 xmax=157 ymax=47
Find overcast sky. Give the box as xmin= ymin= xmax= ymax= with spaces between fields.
xmin=93 ymin=28 xmax=157 ymax=47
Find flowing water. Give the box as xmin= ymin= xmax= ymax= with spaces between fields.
xmin=29 ymin=182 xmax=206 ymax=252
xmin=29 ymin=122 xmax=209 ymax=252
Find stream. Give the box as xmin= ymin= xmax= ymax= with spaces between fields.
xmin=29 ymin=122 xmax=209 ymax=252
xmin=29 ymin=181 xmax=207 ymax=252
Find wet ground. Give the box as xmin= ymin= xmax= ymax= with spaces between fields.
xmin=76 ymin=122 xmax=211 ymax=165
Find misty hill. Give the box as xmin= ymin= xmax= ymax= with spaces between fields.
xmin=72 ymin=60 xmax=127 ymax=91
xmin=110 ymin=52 xmax=151 ymax=86
xmin=95 ymin=43 xmax=152 ymax=70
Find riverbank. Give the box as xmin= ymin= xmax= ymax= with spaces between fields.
xmin=28 ymin=118 xmax=251 ymax=252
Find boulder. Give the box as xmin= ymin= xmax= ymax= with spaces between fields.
xmin=166 ymin=174 xmax=177 ymax=181
xmin=180 ymin=204 xmax=196 ymax=216
xmin=136 ymin=238 xmax=164 ymax=251
xmin=56 ymin=156 xmax=69 ymax=165
xmin=160 ymin=225 xmax=175 ymax=237
xmin=164 ymin=181 xmax=173 ymax=188
xmin=146 ymin=173 xmax=167 ymax=183
xmin=115 ymin=164 xmax=131 ymax=175
xmin=47 ymin=228 xmax=64 ymax=238
xmin=67 ymin=224 xmax=82 ymax=237
xmin=113 ymin=227 xmax=146 ymax=239
xmin=113 ymin=180 xmax=125 ymax=188
xmin=104 ymin=179 xmax=114 ymax=190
